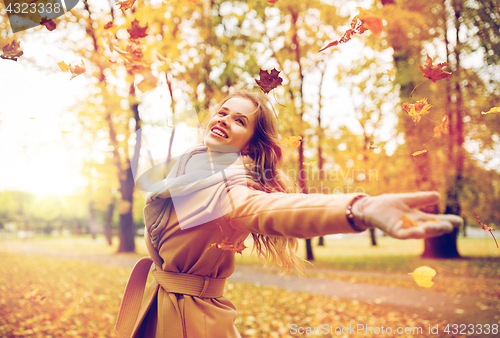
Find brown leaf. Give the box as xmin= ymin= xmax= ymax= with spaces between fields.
xmin=418 ymin=54 xmax=452 ymax=83
xmin=104 ymin=21 xmax=115 ymax=29
xmin=40 ymin=17 xmax=57 ymax=31
xmin=255 ymin=68 xmax=283 ymax=94
xmin=127 ymin=19 xmax=148 ymax=40
xmin=58 ymin=60 xmax=86 ymax=80
xmin=1 ymin=40 xmax=23 ymax=61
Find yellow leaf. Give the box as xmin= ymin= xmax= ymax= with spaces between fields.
xmin=58 ymin=61 xmax=70 ymax=72
xmin=400 ymin=215 xmax=418 ymax=228
xmin=481 ymin=107 xmax=500 ymax=115
xmin=411 ymin=149 xmax=427 ymax=156
xmin=402 ymin=98 xmax=432 ymax=125
xmin=283 ymin=136 xmax=302 ymax=147
xmin=409 ymin=266 xmax=436 ymax=288
xmin=136 ymin=72 xmax=157 ymax=92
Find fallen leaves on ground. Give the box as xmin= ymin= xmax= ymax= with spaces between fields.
xmin=255 ymin=68 xmax=283 ymax=94
xmin=409 ymin=266 xmax=436 ymax=288
xmin=0 ymin=252 xmax=132 ymax=338
xmin=402 ymin=98 xmax=432 ymax=125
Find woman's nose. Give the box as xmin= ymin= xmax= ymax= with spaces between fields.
xmin=218 ymin=117 xmax=228 ymax=126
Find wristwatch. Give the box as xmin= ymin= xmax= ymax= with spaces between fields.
xmin=346 ymin=195 xmax=368 ymax=232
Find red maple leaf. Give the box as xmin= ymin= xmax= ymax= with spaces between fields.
xmin=127 ymin=19 xmax=148 ymax=40
xmin=418 ymin=54 xmax=452 ymax=83
xmin=255 ymin=68 xmax=283 ymax=94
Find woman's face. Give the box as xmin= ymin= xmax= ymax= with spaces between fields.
xmin=204 ymin=97 xmax=256 ymax=153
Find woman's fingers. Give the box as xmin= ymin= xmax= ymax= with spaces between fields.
xmin=396 ymin=191 xmax=440 ymax=208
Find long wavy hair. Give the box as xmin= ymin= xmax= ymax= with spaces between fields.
xmin=204 ymin=90 xmax=306 ymax=275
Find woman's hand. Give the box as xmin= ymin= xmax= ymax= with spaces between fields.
xmin=352 ymin=192 xmax=463 ymax=239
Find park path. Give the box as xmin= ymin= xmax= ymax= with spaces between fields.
xmin=2 ymin=241 xmax=499 ymax=332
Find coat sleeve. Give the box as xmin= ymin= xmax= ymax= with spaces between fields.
xmin=221 ymin=185 xmax=366 ymax=238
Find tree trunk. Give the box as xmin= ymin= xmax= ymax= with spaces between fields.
xmin=305 ymin=238 xmax=314 ymax=261
xmin=369 ymin=228 xmax=377 ymax=246
xmin=422 ymin=0 xmax=462 ymax=258
xmin=317 ymin=236 xmax=324 ymax=246
xmin=104 ymin=198 xmax=115 ymax=246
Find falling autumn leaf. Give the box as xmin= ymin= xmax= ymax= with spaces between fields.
xmin=481 ymin=107 xmax=500 ymax=115
xmin=256 ymin=68 xmax=283 ymax=94
xmin=40 ymin=17 xmax=57 ymax=31
xmin=210 ymin=225 xmax=247 ymax=254
xmin=473 ymin=212 xmax=498 ymax=248
xmin=409 ymin=266 xmax=436 ymax=288
xmin=387 ymin=69 xmax=394 ymax=81
xmin=411 ymin=149 xmax=428 ymax=157
xmin=320 ymin=8 xmax=381 ymax=52
xmin=136 ymin=72 xmax=157 ymax=93
xmin=104 ymin=21 xmax=115 ymax=29
xmin=418 ymin=54 xmax=452 ymax=83
xmin=356 ymin=7 xmax=383 ymax=37
xmin=1 ymin=40 xmax=23 ymax=61
xmin=402 ymin=98 xmax=432 ymax=125
xmin=127 ymin=19 xmax=148 ymax=40
xmin=424 ymin=116 xmax=449 ymax=145
xmin=116 ymin=0 xmax=136 ymax=12
xmin=58 ymin=60 xmax=86 ymax=80
xmin=282 ymin=136 xmax=302 ymax=147
xmin=302 ymin=161 xmax=317 ymax=166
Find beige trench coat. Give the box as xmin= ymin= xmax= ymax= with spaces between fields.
xmin=116 ymin=181 xmax=364 ymax=338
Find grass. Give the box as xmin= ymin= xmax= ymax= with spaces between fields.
xmin=0 ymin=251 xmax=460 ymax=338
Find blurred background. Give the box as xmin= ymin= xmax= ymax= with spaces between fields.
xmin=0 ymin=0 xmax=499 ymax=260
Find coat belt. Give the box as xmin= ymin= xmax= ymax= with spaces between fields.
xmin=115 ymin=257 xmax=226 ymax=338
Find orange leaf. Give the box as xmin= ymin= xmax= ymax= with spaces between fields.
xmin=402 ymin=98 xmax=432 ymax=125
xmin=387 ymin=69 xmax=394 ymax=81
xmin=320 ymin=8 xmax=381 ymax=52
xmin=116 ymin=0 xmax=136 ymax=12
xmin=255 ymin=68 xmax=283 ymax=94
xmin=418 ymin=54 xmax=452 ymax=83
xmin=356 ymin=7 xmax=383 ymax=37
xmin=58 ymin=60 xmax=86 ymax=80
xmin=424 ymin=116 xmax=449 ymax=145
xmin=1 ymin=40 xmax=23 ymax=61
xmin=411 ymin=149 xmax=427 ymax=157
xmin=282 ymin=136 xmax=302 ymax=147
xmin=209 ymin=225 xmax=247 ymax=254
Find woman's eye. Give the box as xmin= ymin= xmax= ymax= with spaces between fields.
xmin=237 ymin=119 xmax=244 ymax=125
xmin=217 ymin=111 xmax=226 ymax=116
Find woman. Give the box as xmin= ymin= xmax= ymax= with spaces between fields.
xmin=115 ymin=90 xmax=462 ymax=338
